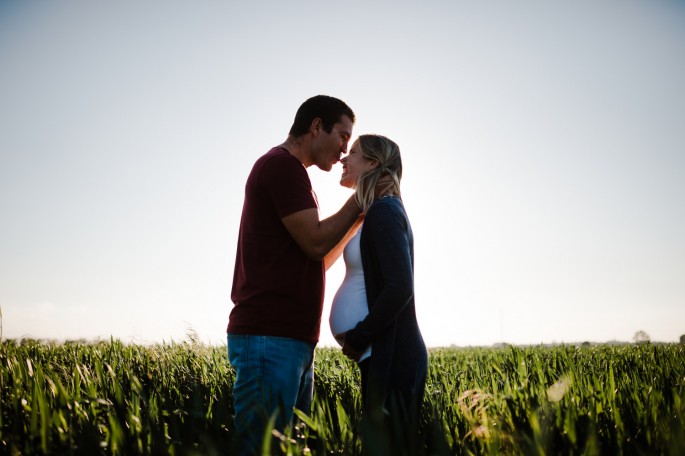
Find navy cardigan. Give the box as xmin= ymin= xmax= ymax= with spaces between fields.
xmin=345 ymin=196 xmax=427 ymax=410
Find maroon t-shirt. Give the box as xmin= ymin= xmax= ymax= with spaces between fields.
xmin=228 ymin=147 xmax=324 ymax=344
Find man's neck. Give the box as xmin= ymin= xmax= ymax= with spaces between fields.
xmin=279 ymin=137 xmax=311 ymax=167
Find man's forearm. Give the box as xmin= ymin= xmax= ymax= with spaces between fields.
xmin=316 ymin=195 xmax=362 ymax=259
xmin=324 ymin=213 xmax=363 ymax=270
xmin=281 ymin=195 xmax=362 ymax=261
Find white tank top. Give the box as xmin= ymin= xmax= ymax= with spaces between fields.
xmin=329 ymin=227 xmax=371 ymax=362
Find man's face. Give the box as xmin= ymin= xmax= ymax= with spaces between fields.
xmin=313 ymin=115 xmax=353 ymax=171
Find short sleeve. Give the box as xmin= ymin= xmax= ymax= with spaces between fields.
xmin=259 ymin=151 xmax=318 ymax=218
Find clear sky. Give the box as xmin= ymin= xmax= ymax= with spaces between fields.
xmin=1 ymin=0 xmax=684 ymax=347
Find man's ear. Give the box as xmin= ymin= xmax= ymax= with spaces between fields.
xmin=309 ymin=118 xmax=322 ymax=135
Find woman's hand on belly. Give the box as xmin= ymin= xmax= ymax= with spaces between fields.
xmin=334 ymin=333 xmax=345 ymax=347
xmin=341 ymin=332 xmax=364 ymax=362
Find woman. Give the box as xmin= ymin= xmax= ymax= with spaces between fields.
xmin=329 ymin=134 xmax=427 ymax=440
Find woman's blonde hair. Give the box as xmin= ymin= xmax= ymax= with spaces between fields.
xmin=354 ymin=134 xmax=402 ymax=213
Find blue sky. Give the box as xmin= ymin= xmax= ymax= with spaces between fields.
xmin=1 ymin=0 xmax=684 ymax=346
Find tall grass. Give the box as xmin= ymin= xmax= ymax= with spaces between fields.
xmin=1 ymin=340 xmax=683 ymax=455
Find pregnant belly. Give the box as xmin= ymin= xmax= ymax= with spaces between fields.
xmin=329 ymin=280 xmax=368 ymax=346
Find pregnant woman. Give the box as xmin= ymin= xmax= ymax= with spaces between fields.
xmin=329 ymin=134 xmax=427 ymax=449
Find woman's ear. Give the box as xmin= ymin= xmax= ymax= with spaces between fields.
xmin=368 ymin=160 xmax=380 ymax=169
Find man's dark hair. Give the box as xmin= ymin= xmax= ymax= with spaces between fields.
xmin=289 ymin=95 xmax=355 ymax=137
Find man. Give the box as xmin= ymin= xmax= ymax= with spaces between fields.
xmin=227 ymin=95 xmax=361 ymax=454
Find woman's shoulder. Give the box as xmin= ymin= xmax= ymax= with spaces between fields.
xmin=366 ymin=196 xmax=406 ymax=222
xmin=368 ymin=195 xmax=403 ymax=211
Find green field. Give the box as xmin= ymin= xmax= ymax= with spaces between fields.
xmin=1 ymin=340 xmax=683 ymax=455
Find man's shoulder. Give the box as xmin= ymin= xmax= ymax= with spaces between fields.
xmin=252 ymin=147 xmax=301 ymax=173
xmin=266 ymin=146 xmax=288 ymax=157
xmin=260 ymin=146 xmax=294 ymax=163
xmin=247 ymin=146 xmax=312 ymax=201
xmin=249 ymin=147 xmax=296 ymax=179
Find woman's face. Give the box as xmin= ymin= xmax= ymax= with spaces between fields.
xmin=339 ymin=141 xmax=377 ymax=189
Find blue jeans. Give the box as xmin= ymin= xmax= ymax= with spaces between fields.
xmin=227 ymin=334 xmax=315 ymax=455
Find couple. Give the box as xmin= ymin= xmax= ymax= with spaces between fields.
xmin=227 ymin=95 xmax=427 ymax=455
